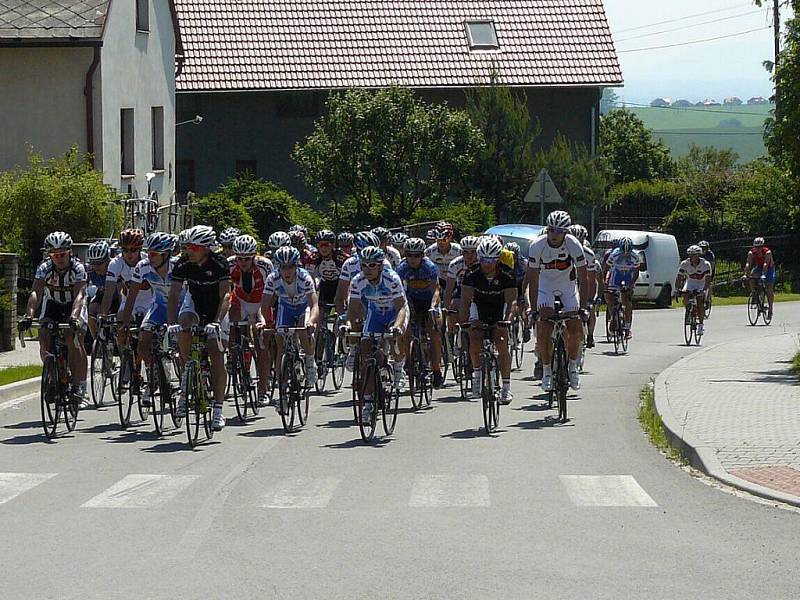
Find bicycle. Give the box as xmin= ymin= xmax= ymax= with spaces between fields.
xmin=473 ymin=322 xmax=507 ymax=433
xmin=314 ymin=306 xmax=346 ymax=393
xmin=608 ymin=287 xmax=629 ymax=355
xmin=90 ymin=315 xmax=119 ymax=408
xmin=509 ymin=312 xmax=526 ymax=371
xmin=545 ymin=306 xmax=574 ymax=424
xmin=116 ymin=324 xmax=149 ymax=428
xmin=271 ymin=327 xmax=311 ymax=434
xmin=227 ymin=320 xmax=260 ymax=422
xmin=439 ymin=310 xmax=451 ymax=383
xmin=406 ymin=309 xmax=435 ymax=410
xmin=180 ymin=326 xmax=222 ymax=447
xmin=349 ymin=331 xmax=400 ymax=442
xmin=683 ymin=290 xmax=703 ymax=346
xmin=19 ymin=320 xmax=81 ymax=439
xmin=746 ymin=276 xmax=772 ymax=326
xmin=144 ymin=325 xmax=183 ymax=435
xmin=452 ymin=323 xmax=473 ymax=401
xmin=703 ymin=282 xmax=713 ymax=319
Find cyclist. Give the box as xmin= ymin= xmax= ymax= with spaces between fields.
xmin=444 ymin=235 xmax=480 ymax=344
xmin=459 ymin=236 xmax=516 ymax=403
xmin=397 ymin=237 xmax=443 ymax=388
xmin=372 ymin=227 xmax=402 ymax=268
xmin=568 ymin=224 xmax=600 ymax=348
xmin=503 ymin=241 xmax=530 ymax=337
xmin=677 ymin=245 xmax=712 ymax=336
xmin=20 ymin=232 xmax=89 ymax=406
xmin=290 ymin=224 xmax=317 ymax=254
xmin=604 ymin=237 xmax=640 ymax=340
xmin=425 ymin=229 xmax=437 ymax=246
xmin=391 ymin=232 xmax=409 ymax=259
xmin=224 ymin=234 xmax=274 ymax=406
xmin=85 ymin=240 xmax=117 ymax=342
xmin=289 ymin=229 xmax=315 ymax=271
xmin=698 ymin=240 xmax=716 ymax=276
xmin=167 ymin=225 xmax=231 ymax=431
xmin=337 ymin=232 xmax=355 ymax=256
xmin=346 ymin=246 xmax=407 ymax=424
xmin=266 ymin=231 xmax=291 ymax=263
xmin=261 ymin=246 xmax=319 ymax=413
xmin=120 ymin=232 xmax=179 ymax=407
xmin=309 ymin=230 xmax=348 ymax=309
xmin=744 ymin=237 xmax=775 ymax=319
xmin=426 ymin=224 xmax=461 ymax=286
xmin=528 ymin=211 xmax=588 ymax=392
xmin=218 ymin=227 xmax=241 ymax=259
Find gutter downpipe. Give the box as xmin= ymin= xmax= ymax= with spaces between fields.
xmin=84 ymin=46 xmax=101 ymax=167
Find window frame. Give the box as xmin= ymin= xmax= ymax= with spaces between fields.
xmin=465 ymin=20 xmax=499 ymax=50
xmin=136 ymin=0 xmax=149 ymax=33
xmin=120 ymin=108 xmax=135 ymax=177
xmin=151 ymin=106 xmax=164 ymax=171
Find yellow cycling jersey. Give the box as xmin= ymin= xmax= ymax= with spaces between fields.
xmin=500 ymin=248 xmax=515 ymax=269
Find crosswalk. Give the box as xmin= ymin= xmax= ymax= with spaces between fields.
xmin=0 ymin=472 xmax=660 ymax=510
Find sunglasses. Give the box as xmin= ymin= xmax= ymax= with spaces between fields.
xmin=186 ymin=243 xmax=206 ymax=252
xmin=406 ymin=253 xmax=422 ymax=258
xmin=236 ymin=255 xmax=254 ymax=261
xmin=548 ymin=227 xmax=566 ymax=235
xmin=147 ymin=250 xmax=166 ymax=258
xmin=480 ymin=258 xmax=498 ymax=265
xmin=362 ymin=262 xmax=381 ymax=269
xmin=50 ymin=250 xmax=69 ymax=259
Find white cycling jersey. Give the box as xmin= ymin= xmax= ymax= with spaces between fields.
xmin=528 ymin=234 xmax=585 ymax=311
xmin=350 ymin=268 xmax=405 ymax=314
xmin=679 ymin=258 xmax=712 ymax=292
xmin=582 ymin=243 xmax=601 ymax=273
xmin=265 ymin=267 xmax=315 ymax=307
xmin=107 ymin=254 xmax=152 ymax=312
xmin=426 ymin=243 xmax=462 ymax=276
xmin=385 ymin=245 xmax=402 ymax=269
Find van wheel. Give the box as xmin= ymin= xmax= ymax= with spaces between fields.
xmin=656 ymin=284 xmax=672 ymax=308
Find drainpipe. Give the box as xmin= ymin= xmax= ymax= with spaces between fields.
xmin=83 ymin=47 xmax=101 ymax=167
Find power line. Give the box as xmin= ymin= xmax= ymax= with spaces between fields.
xmin=612 ymin=102 xmax=772 ymax=117
xmin=616 ymin=9 xmax=766 ymax=43
xmin=614 ymin=2 xmax=754 ymax=34
xmin=652 ymin=131 xmax=765 ymax=136
xmin=617 ymin=26 xmax=771 ymax=53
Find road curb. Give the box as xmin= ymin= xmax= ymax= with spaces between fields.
xmin=0 ymin=376 xmax=40 ymax=405
xmin=653 ymin=332 xmax=800 ymax=508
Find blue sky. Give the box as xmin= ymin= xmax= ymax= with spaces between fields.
xmin=602 ymin=0 xmax=790 ymax=104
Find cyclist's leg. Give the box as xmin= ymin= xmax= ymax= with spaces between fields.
xmin=536 ymin=288 xmax=556 ymax=366
xmin=604 ymin=289 xmax=616 ymax=330
xmin=492 ymin=323 xmax=511 ymax=391
xmin=88 ymin=296 xmax=101 ymax=340
xmin=429 ymin=306 xmax=442 ymax=375
xmin=560 ymin=286 xmax=582 ymax=362
xmin=623 ymin=289 xmax=634 ymax=332
xmin=766 ymin=267 xmax=776 ymax=312
xmin=205 ymin=316 xmax=227 ymax=406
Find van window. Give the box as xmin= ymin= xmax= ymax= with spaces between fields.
xmin=638 ymin=251 xmax=648 ymax=272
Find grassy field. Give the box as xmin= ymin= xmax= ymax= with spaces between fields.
xmin=625 ymin=104 xmax=772 ymax=163
xmin=670 ymin=292 xmax=800 ymax=308
xmin=0 ymin=364 xmax=41 ymax=386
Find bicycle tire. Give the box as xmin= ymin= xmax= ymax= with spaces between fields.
xmin=296 ymin=359 xmax=310 ymax=427
xmin=185 ymin=363 xmax=202 ymax=447
xmin=331 ymin=333 xmax=345 ymax=391
xmin=481 ymin=354 xmax=499 ymax=433
xmin=351 ymin=348 xmax=361 ymax=424
xmin=40 ymin=357 xmax=59 ymax=439
xmin=314 ymin=328 xmax=328 ymax=394
xmin=135 ymin=362 xmax=150 ymax=422
xmin=230 ymin=350 xmax=248 ymax=422
xmin=149 ymin=362 xmax=165 ymax=435
xmin=243 ymin=343 xmax=260 ymax=416
xmin=279 ymin=355 xmax=298 ymax=433
xmin=357 ymin=362 xmax=378 ymax=441
xmin=169 ymin=357 xmax=184 ymax=428
xmin=747 ymin=294 xmax=759 ymax=326
xmin=408 ymin=339 xmax=424 ymax=410
xmin=201 ymin=369 xmax=213 ymax=441
xmin=456 ymin=352 xmax=468 ymax=400
xmin=605 ymin=308 xmax=612 ymax=343
xmin=684 ymin=307 xmax=693 ymax=345
xmin=64 ymin=379 xmax=79 ymax=433
xmin=618 ymin=308 xmax=628 ymax=354
xmin=556 ymin=339 xmax=568 ymax=423
xmin=704 ymin=289 xmax=713 ymax=319
xmin=421 ymin=338 xmax=433 ymax=407
xmin=762 ymin=292 xmax=772 ymax=325
xmin=117 ymin=351 xmax=134 ymax=428
xmin=440 ymin=325 xmax=451 ymax=384
xmin=90 ymin=339 xmax=105 ymax=408
xmin=381 ymin=367 xmax=399 ymax=436
xmin=694 ymin=311 xmax=703 ymax=345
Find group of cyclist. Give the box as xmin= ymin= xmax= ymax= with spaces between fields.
xmin=17 ymin=210 xmax=777 ymax=432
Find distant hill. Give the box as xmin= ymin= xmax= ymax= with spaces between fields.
xmin=624 ymin=104 xmax=772 ymax=163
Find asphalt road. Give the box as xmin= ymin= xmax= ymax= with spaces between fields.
xmin=1 ymin=303 xmax=799 ymax=599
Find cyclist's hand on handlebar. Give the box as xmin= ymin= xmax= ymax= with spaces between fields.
xmin=18 ymin=317 xmax=32 ymax=332
xmin=390 ymin=326 xmax=402 ymax=337
xmin=167 ymin=324 xmax=183 ymax=335
xmin=204 ymin=322 xmax=220 ymax=337
xmin=69 ymin=317 xmax=81 ymax=330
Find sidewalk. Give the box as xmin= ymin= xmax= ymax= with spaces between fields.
xmin=655 ymin=331 xmax=800 ymax=506
xmin=0 ymin=340 xmax=41 ymax=368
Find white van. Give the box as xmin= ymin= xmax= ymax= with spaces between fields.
xmin=594 ymin=229 xmax=680 ymax=307
xmin=484 ymin=224 xmax=544 ymax=254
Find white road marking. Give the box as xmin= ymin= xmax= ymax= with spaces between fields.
xmin=0 ymin=472 xmax=57 ymax=504
xmin=409 ymin=474 xmax=491 ymax=507
xmin=261 ymin=477 xmax=340 ymax=508
xmin=0 ymin=392 xmax=38 ymax=411
xmin=82 ymin=474 xmax=199 ymax=508
xmin=560 ymin=475 xmax=658 ymax=507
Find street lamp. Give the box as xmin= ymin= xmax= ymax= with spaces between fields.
xmin=176 ymin=115 xmax=203 ymax=127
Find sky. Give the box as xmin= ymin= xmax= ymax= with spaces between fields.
xmin=602 ymin=0 xmax=792 ymax=104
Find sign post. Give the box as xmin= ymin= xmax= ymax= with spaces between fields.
xmin=524 ymin=169 xmax=563 ymax=225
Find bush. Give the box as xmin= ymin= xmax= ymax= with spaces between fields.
xmin=0 ymin=148 xmax=123 ymax=264
xmin=192 ymin=194 xmax=257 ymax=239
xmin=661 ymin=199 xmax=710 ymax=241
xmin=406 ymin=196 xmax=496 ymax=237
xmin=607 ymin=179 xmax=688 ymax=214
xmin=599 ymin=109 xmax=674 ymax=183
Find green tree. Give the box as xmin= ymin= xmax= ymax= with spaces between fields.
xmin=406 ymin=195 xmax=496 ymax=236
xmin=599 ymin=109 xmax=674 ymax=183
xmin=191 ymin=194 xmax=257 ymax=239
xmin=724 ymin=159 xmax=799 ymax=237
xmin=0 ymin=148 xmax=122 ymax=264
xmin=600 ymin=88 xmax=620 ymax=115
xmin=676 ymin=144 xmax=739 ymax=227
xmin=466 ymin=73 xmax=540 ymax=220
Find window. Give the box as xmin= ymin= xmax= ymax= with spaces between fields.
xmin=120 ymin=108 xmax=135 ymax=176
xmin=136 ymin=0 xmax=149 ymax=32
xmin=465 ymin=21 xmax=499 ymax=49
xmin=235 ymin=160 xmax=257 ymax=178
xmin=151 ymin=106 xmax=164 ymax=170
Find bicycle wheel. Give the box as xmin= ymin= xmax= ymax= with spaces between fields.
xmin=331 ymin=333 xmax=345 ymax=391
xmin=117 ymin=351 xmax=135 ymax=428
xmin=619 ymin=309 xmax=629 ymax=354
xmin=381 ymin=367 xmax=399 ymax=436
xmin=556 ymin=340 xmax=568 ymax=423
xmin=747 ymin=294 xmax=759 ymax=326
xmin=314 ymin=329 xmax=329 ymax=394
xmin=440 ymin=326 xmax=451 ymax=383
xmin=135 ymin=361 xmax=150 ymax=421
xmin=684 ymin=308 xmax=693 ymax=345
xmin=40 ymin=357 xmax=59 ymax=439
xmin=694 ymin=313 xmax=703 ymax=345
xmin=230 ymin=350 xmax=248 ymax=422
xmin=408 ymin=339 xmax=424 ymax=410
xmin=704 ymin=289 xmax=713 ymax=319
xmin=762 ymin=293 xmax=772 ymax=325
xmin=296 ymin=359 xmax=310 ymax=427
xmin=64 ymin=380 xmax=79 ymax=433
xmin=149 ymin=363 xmax=165 ymax=435
xmin=421 ymin=339 xmax=433 ymax=407
xmin=481 ymin=356 xmax=499 ymax=433
xmin=456 ymin=352 xmax=467 ymax=400
xmin=90 ymin=339 xmax=106 ymax=408
xmin=184 ymin=363 xmax=202 ymax=447
xmin=201 ymin=370 xmax=213 ymax=440
xmin=279 ymin=355 xmax=298 ymax=433
xmin=169 ymin=357 xmax=184 ymax=428
xmin=351 ymin=349 xmax=361 ymax=424
xmin=107 ymin=341 xmax=119 ymax=405
xmin=243 ymin=344 xmax=260 ymax=416
xmin=605 ymin=308 xmax=612 ymax=343
xmin=357 ymin=363 xmax=378 ymax=441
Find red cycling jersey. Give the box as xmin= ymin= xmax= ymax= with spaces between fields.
xmin=750 ymin=247 xmax=772 ymax=269
xmin=230 ymin=255 xmax=272 ymax=304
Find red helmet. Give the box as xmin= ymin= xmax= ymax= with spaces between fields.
xmin=119 ymin=228 xmax=144 ymax=248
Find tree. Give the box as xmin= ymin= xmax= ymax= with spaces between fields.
xmin=600 ymin=88 xmax=620 ymax=115
xmin=0 ymin=148 xmax=122 ymax=264
xmin=724 ymin=159 xmax=798 ymax=237
xmin=406 ymin=195 xmax=495 ymax=236
xmin=599 ymin=109 xmax=674 ymax=183
xmin=466 ymin=73 xmax=540 ymax=220
xmin=675 ymin=144 xmax=739 ymax=228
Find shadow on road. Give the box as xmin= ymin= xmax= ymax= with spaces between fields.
xmin=316 ymin=419 xmax=354 ymax=429
xmin=322 ymin=437 xmax=392 ymax=449
xmin=441 ymin=428 xmax=497 ymax=440
xmin=510 ymin=416 xmax=574 ymax=430
xmin=238 ymin=427 xmax=286 ymax=438
xmin=3 ymin=420 xmax=41 ymax=430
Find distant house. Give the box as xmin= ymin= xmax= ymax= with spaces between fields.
xmin=174 ymin=0 xmax=623 ymax=199
xmin=748 ymin=96 xmax=769 ymax=105
xmin=724 ymin=96 xmax=743 ymax=106
xmin=701 ymin=98 xmax=721 ymax=106
xmin=650 ymin=97 xmax=671 ymax=107
xmin=673 ymin=99 xmax=692 ymax=108
xmin=0 ymin=0 xmax=183 ymax=202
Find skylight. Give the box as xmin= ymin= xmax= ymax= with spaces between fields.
xmin=465 ymin=21 xmax=499 ymax=50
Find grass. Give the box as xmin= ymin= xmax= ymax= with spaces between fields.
xmin=669 ymin=292 xmax=800 ymax=308
xmin=0 ymin=364 xmax=41 ymax=386
xmin=792 ymin=352 xmax=800 ymax=379
xmin=638 ymin=383 xmax=683 ymax=463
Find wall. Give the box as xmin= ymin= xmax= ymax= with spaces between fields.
xmin=176 ymin=86 xmax=601 ymax=200
xmin=100 ymin=0 xmax=176 ymax=203
xmin=0 ymin=47 xmax=95 ymax=171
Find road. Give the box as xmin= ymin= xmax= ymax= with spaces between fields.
xmin=1 ymin=303 xmax=798 ymax=599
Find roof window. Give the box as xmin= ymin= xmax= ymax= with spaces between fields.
xmin=465 ymin=21 xmax=499 ymax=50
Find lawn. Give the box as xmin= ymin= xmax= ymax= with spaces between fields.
xmin=0 ymin=364 xmax=42 ymax=386
xmin=670 ymin=292 xmax=800 ymax=308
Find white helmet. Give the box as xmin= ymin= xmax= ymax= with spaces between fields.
xmin=87 ymin=240 xmax=111 ymax=261
xmin=460 ymin=236 xmax=479 ymax=250
xmin=268 ymin=231 xmax=291 ymax=250
xmin=546 ymin=210 xmax=571 ymax=229
xmin=44 ymin=231 xmax=73 ymax=251
xmin=185 ymin=225 xmax=216 ymax=247
xmin=233 ymin=234 xmax=258 ymax=256
xmin=477 ymin=236 xmax=503 ymax=260
xmin=145 ymin=232 xmax=174 ymax=253
xmin=753 ymin=237 xmax=765 ymax=247
xmin=687 ymin=245 xmax=702 ymax=256
xmin=404 ymin=237 xmax=427 ymax=253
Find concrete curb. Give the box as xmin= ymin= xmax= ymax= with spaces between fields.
xmin=653 ymin=332 xmax=800 ymax=508
xmin=0 ymin=376 xmax=41 ymax=405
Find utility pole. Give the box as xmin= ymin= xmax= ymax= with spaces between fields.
xmin=773 ymin=0 xmax=781 ymax=121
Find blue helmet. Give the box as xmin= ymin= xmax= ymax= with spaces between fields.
xmin=146 ymin=232 xmax=174 ymax=253
xmin=354 ymin=231 xmax=380 ymax=251
xmin=360 ymin=246 xmax=385 ymax=263
xmin=274 ymin=245 xmax=300 ymax=266
xmin=619 ymin=237 xmax=634 ymax=253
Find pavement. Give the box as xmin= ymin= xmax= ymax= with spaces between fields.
xmin=0 ymin=338 xmax=40 ymax=368
xmin=656 ymin=328 xmax=800 ymax=506
xmin=0 ymin=304 xmax=799 ymax=599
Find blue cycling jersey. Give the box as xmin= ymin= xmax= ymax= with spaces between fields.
xmin=395 ymin=257 xmax=438 ymax=302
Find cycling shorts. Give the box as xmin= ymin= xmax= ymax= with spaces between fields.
xmin=682 ymin=280 xmax=706 ymax=294
xmin=607 ymin=270 xmax=636 ymax=291
xmin=178 ymin=292 xmax=229 ymax=341
xmin=364 ymin=307 xmax=398 ymax=336
xmin=318 ymin=281 xmax=338 ymax=307
xmin=276 ymin=302 xmax=309 ymax=328
xmin=537 ymin=281 xmax=579 ymax=313
xmin=39 ymin=297 xmax=88 ymax=329
xmin=119 ymin=295 xmax=151 ymax=318
xmin=468 ymin=301 xmax=505 ymax=326
xmin=751 ymin=266 xmax=776 ymax=284
xmin=230 ymin=297 xmax=265 ymax=325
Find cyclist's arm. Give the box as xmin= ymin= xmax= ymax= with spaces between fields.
xmin=120 ymin=283 xmax=140 ymax=326
xmin=334 ymin=279 xmax=349 ymax=314
xmin=520 ymin=269 xmax=529 ymax=298
xmin=260 ymin=292 xmax=274 ymax=323
xmin=527 ymin=266 xmax=539 ymax=312
xmin=25 ymin=278 xmax=45 ymax=319
xmin=70 ymin=280 xmax=86 ymax=322
xmin=631 ymin=265 xmax=640 ymax=286
xmin=459 ymin=285 xmax=474 ymax=323
xmin=306 ymin=290 xmax=320 ymax=327
xmin=676 ymin=273 xmax=686 ymax=290
xmin=743 ymin=252 xmax=753 ymax=277
xmin=503 ymin=287 xmax=515 ymax=321
xmin=217 ymin=288 xmax=232 ymax=323
xmin=765 ymin=251 xmax=775 ymax=269
xmin=430 ymin=278 xmax=441 ymax=308
xmin=443 ymin=276 xmax=455 ymax=306
xmin=576 ymin=265 xmax=588 ymax=309
xmin=586 ymin=268 xmax=597 ymax=300
xmin=167 ymin=281 xmax=183 ymax=324
xmin=704 ymin=272 xmax=712 ymax=291
xmin=99 ymin=278 xmax=120 ymax=315
xmin=214 ymin=280 xmax=230 ymax=323
xmin=392 ymin=297 xmax=407 ymax=331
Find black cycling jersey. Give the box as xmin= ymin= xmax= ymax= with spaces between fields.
xmin=462 ymin=263 xmax=515 ymax=324
xmin=171 ymin=252 xmax=229 ymax=321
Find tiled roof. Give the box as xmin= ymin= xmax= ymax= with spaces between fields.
xmin=175 ymin=0 xmax=623 ymax=92
xmin=0 ymin=0 xmax=109 ymax=41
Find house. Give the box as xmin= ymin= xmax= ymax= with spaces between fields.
xmin=724 ymin=96 xmax=743 ymax=106
xmin=673 ymin=99 xmax=692 ymax=108
xmin=701 ymin=98 xmax=721 ymax=106
xmin=0 ymin=0 xmax=182 ymax=203
xmin=650 ymin=97 xmax=671 ymax=107
xmin=174 ymin=0 xmax=623 ymax=199
xmin=748 ymin=96 xmax=769 ymax=105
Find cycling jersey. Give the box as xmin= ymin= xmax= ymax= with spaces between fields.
xmin=172 ymin=252 xmax=229 ymax=323
xmin=582 ymin=244 xmax=601 ymax=273
xmin=339 ymin=255 xmax=393 ymax=282
xmin=462 ymin=263 xmax=515 ymax=325
xmin=265 ymin=268 xmax=315 ymax=308
xmin=230 ymin=256 xmax=272 ymax=304
xmin=606 ymin=248 xmax=641 ymax=290
xmin=678 ymin=258 xmax=712 ymax=292
xmin=750 ymin=247 xmax=772 ymax=270
xmin=350 ymin=268 xmax=405 ymax=334
xmin=309 ymin=249 xmax=347 ymax=306
xmin=447 ymin=256 xmax=476 ymax=299
xmin=35 ymin=256 xmax=86 ymax=305
xmin=395 ymin=257 xmax=438 ymax=309
xmin=528 ymin=234 xmax=586 ymax=283
xmin=107 ymin=253 xmax=153 ymax=311
xmin=384 ymin=245 xmax=402 ymax=269
xmin=426 ymin=243 xmax=462 ymax=277
xmin=132 ymin=256 xmax=181 ymax=326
